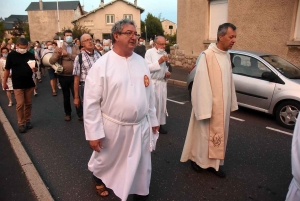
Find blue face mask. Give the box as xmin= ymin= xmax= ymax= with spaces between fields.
xmin=104 ymin=46 xmax=110 ymax=51
xmin=65 ymin=36 xmax=73 ymax=44
xmin=2 ymin=53 xmax=8 ymax=58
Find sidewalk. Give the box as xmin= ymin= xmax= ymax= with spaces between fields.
xmin=168 ymin=65 xmax=189 ymax=87
xmin=0 ymin=122 xmax=37 ymax=201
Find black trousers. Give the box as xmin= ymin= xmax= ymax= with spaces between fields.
xmin=58 ymin=75 xmax=83 ymax=117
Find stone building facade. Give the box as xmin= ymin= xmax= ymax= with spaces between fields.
xmin=72 ymin=0 xmax=144 ymax=40
xmin=161 ymin=19 xmax=177 ymax=36
xmin=26 ymin=0 xmax=83 ymax=42
xmin=174 ymin=0 xmax=300 ymax=69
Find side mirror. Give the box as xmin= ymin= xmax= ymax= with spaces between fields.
xmin=262 ymin=72 xmax=277 ymax=81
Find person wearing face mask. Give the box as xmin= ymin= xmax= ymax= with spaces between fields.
xmin=134 ymin=37 xmax=146 ymax=58
xmin=145 ymin=36 xmax=171 ymax=134
xmin=101 ymin=39 xmax=111 ymax=55
xmin=2 ymin=38 xmax=38 ymax=133
xmin=49 ymin=29 xmax=82 ymax=121
xmin=0 ymin=47 xmax=14 ymax=106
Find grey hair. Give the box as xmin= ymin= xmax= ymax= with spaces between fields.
xmin=111 ymin=19 xmax=136 ymax=44
xmin=80 ymin=33 xmax=92 ymax=43
xmin=217 ymin=23 xmax=236 ymax=42
xmin=154 ymin=36 xmax=165 ymax=43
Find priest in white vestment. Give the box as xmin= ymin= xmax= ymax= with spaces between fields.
xmin=83 ymin=19 xmax=159 ymax=201
xmin=145 ymin=36 xmax=171 ymax=134
xmin=180 ymin=23 xmax=238 ymax=178
xmin=286 ymin=117 xmax=300 ymax=201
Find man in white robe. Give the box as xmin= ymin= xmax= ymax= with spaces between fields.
xmin=180 ymin=23 xmax=238 ymax=178
xmin=84 ymin=19 xmax=159 ymax=201
xmin=145 ymin=36 xmax=171 ymax=134
xmin=286 ymin=117 xmax=300 ymax=201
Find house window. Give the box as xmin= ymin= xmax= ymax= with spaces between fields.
xmin=294 ymin=0 xmax=300 ymax=40
xmin=106 ymin=15 xmax=115 ymax=24
xmin=124 ymin=14 xmax=133 ymax=20
xmin=209 ymin=0 xmax=228 ymax=40
xmin=84 ymin=20 xmax=94 ymax=27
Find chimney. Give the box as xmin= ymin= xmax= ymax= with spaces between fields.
xmin=39 ymin=0 xmax=43 ymax=10
xmin=100 ymin=0 xmax=104 ymax=7
xmin=134 ymin=0 xmax=137 ymax=6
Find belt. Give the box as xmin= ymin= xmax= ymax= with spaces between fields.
xmin=102 ymin=113 xmax=144 ymax=126
xmin=102 ymin=113 xmax=157 ymax=152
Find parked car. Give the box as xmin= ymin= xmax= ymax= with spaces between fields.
xmin=187 ymin=50 xmax=300 ymax=129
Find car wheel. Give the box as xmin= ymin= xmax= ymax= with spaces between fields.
xmin=275 ymin=101 xmax=300 ymax=129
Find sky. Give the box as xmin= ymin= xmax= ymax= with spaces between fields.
xmin=0 ymin=0 xmax=177 ymax=23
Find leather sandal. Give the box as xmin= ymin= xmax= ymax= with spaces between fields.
xmin=94 ymin=181 xmax=109 ymax=197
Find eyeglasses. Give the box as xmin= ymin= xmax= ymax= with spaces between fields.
xmin=82 ymin=38 xmax=93 ymax=43
xmin=119 ymin=31 xmax=139 ymax=37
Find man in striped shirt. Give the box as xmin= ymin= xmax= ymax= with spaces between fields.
xmin=73 ymin=34 xmax=101 ymax=110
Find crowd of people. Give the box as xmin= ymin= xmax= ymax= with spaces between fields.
xmin=0 ymin=19 xmax=298 ymax=201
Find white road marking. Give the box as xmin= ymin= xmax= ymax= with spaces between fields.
xmin=266 ymin=127 xmax=293 ymax=136
xmin=230 ymin=116 xmax=245 ymax=122
xmin=167 ymin=98 xmax=187 ymax=105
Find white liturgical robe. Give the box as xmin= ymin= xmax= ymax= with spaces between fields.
xmin=180 ymin=43 xmax=238 ymax=170
xmin=83 ymin=50 xmax=158 ymax=201
xmin=145 ymin=47 xmax=169 ymax=125
xmin=286 ymin=117 xmax=300 ymax=201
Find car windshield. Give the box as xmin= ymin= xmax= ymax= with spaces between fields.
xmin=261 ymin=55 xmax=300 ymax=79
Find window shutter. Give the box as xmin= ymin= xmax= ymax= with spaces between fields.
xmin=209 ymin=0 xmax=228 ymax=40
xmin=294 ymin=1 xmax=300 ymax=40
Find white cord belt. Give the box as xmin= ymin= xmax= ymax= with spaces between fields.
xmin=102 ymin=113 xmax=144 ymax=126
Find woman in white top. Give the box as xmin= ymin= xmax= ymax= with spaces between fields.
xmin=0 ymin=47 xmax=14 ymax=106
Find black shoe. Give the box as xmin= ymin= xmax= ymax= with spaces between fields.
xmin=191 ymin=161 xmax=203 ymax=172
xmin=159 ymin=125 xmax=167 ymax=134
xmin=19 ymin=125 xmax=27 ymax=133
xmin=26 ymin=122 xmax=33 ymax=129
xmin=207 ymin=167 xmax=226 ymax=178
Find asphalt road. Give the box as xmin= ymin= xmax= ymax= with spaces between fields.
xmin=0 ymin=75 xmax=294 ymax=201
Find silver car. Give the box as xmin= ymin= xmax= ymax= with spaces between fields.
xmin=187 ymin=50 xmax=300 ymax=129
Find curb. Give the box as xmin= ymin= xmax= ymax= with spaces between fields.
xmin=167 ymin=79 xmax=187 ymax=87
xmin=0 ymin=107 xmax=54 ymax=201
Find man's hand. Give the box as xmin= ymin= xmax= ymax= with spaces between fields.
xmin=57 ymin=47 xmax=62 ymax=55
xmin=152 ymin=126 xmax=160 ymax=134
xmin=158 ymin=55 xmax=168 ymax=64
xmin=89 ymin=139 xmax=104 ymax=153
xmin=74 ymin=97 xmax=81 ymax=108
xmin=62 ymin=49 xmax=68 ymax=57
xmin=165 ymin=72 xmax=171 ymax=78
xmin=2 ymin=82 xmax=8 ymax=90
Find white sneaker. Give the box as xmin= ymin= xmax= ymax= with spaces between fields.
xmin=34 ymin=91 xmax=38 ymax=96
xmin=57 ymin=83 xmax=61 ymax=89
xmin=8 ymin=102 xmax=13 ymax=107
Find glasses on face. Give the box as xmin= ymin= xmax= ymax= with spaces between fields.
xmin=82 ymin=38 xmax=93 ymax=43
xmin=119 ymin=31 xmax=139 ymax=37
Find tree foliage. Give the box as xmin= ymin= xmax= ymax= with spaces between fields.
xmin=62 ymin=23 xmax=91 ymax=39
xmin=0 ymin=21 xmax=5 ymax=42
xmin=140 ymin=20 xmax=146 ymax=38
xmin=145 ymin=13 xmax=164 ymax=40
xmin=11 ymin=19 xmax=26 ymax=37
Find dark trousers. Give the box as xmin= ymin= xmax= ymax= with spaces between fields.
xmin=58 ymin=75 xmax=83 ymax=117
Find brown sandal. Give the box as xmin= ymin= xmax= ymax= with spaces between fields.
xmin=94 ymin=181 xmax=109 ymax=197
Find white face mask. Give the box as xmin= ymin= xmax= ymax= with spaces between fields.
xmin=139 ymin=42 xmax=144 ymax=45
xmin=16 ymin=48 xmax=27 ymax=54
xmin=157 ymin=48 xmax=165 ymax=54
xmin=48 ymin=45 xmax=53 ymax=50
xmin=2 ymin=53 xmax=8 ymax=58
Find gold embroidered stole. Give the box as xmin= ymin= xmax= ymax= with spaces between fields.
xmin=203 ymin=49 xmax=225 ymax=160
